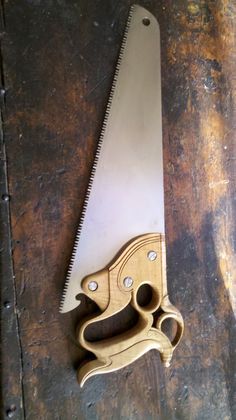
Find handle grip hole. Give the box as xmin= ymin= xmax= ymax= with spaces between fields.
xmin=136 ymin=283 xmax=160 ymax=312
xmin=160 ymin=318 xmax=178 ymax=344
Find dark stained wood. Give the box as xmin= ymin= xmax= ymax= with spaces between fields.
xmin=0 ymin=3 xmax=24 ymax=419
xmin=1 ymin=0 xmax=236 ymax=419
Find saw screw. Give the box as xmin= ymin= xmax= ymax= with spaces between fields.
xmin=147 ymin=250 xmax=157 ymax=261
xmin=123 ymin=277 xmax=133 ymax=288
xmin=88 ymin=281 xmax=98 ymax=291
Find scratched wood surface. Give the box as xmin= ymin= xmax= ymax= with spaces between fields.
xmin=1 ymin=0 xmax=236 ymax=419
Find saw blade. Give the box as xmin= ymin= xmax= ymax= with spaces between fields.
xmin=60 ymin=5 xmax=164 ymax=313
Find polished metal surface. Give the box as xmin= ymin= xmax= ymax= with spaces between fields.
xmin=148 ymin=251 xmax=158 ymax=261
xmin=60 ymin=5 xmax=164 ymax=313
xmin=123 ymin=277 xmax=134 ymax=288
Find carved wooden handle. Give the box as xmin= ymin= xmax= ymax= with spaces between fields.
xmin=77 ymin=233 xmax=184 ymax=387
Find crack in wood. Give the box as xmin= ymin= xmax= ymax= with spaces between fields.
xmin=0 ymin=2 xmax=25 ymax=418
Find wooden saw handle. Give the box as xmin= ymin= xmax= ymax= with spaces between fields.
xmin=77 ymin=233 xmax=184 ymax=387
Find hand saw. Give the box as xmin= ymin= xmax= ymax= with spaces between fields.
xmin=60 ymin=4 xmax=184 ymax=387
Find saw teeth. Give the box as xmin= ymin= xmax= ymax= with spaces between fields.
xmin=59 ymin=5 xmax=135 ymax=312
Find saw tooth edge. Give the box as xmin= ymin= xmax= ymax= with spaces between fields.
xmin=60 ymin=5 xmax=135 ymax=312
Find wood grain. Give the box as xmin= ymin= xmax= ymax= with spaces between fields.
xmin=1 ymin=0 xmax=236 ymax=419
xmin=78 ymin=234 xmax=183 ymax=387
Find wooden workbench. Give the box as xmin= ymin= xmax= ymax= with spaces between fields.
xmin=1 ymin=1 xmax=236 ymax=419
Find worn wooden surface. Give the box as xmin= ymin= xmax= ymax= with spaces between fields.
xmin=1 ymin=0 xmax=236 ymax=419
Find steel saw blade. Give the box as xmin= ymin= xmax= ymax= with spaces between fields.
xmin=60 ymin=5 xmax=164 ymax=313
